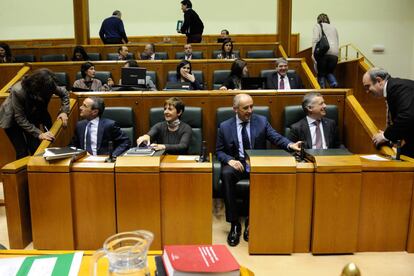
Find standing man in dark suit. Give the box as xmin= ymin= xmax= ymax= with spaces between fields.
xmin=265 ymin=58 xmax=303 ymax=90
xmin=216 ymin=94 xmax=301 ymax=246
xmin=289 ymin=92 xmax=340 ymax=149
xmin=362 ymin=68 xmax=414 ymax=157
xmin=70 ymin=97 xmax=130 ymax=157
xmin=179 ymin=0 xmax=204 ymax=43
xmin=99 ymin=10 xmax=128 ymax=44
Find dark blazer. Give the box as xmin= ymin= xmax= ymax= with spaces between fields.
xmin=384 ymin=77 xmax=414 ymax=156
xmin=288 ymin=117 xmax=340 ymax=149
xmin=167 ymin=75 xmax=202 ymax=90
xmin=265 ymin=71 xmax=303 ymax=89
xmin=216 ymin=114 xmax=292 ymax=164
xmin=181 ymin=8 xmax=204 ymax=35
xmin=70 ymin=118 xmax=130 ymax=157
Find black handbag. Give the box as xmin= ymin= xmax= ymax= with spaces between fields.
xmin=314 ymin=23 xmax=330 ymax=59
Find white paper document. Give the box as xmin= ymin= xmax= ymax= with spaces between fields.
xmin=177 ymin=155 xmax=199 ymax=161
xmin=83 ymin=155 xmax=108 ymax=162
xmin=360 ymin=154 xmax=390 ymax=161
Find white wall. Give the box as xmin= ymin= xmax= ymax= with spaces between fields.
xmin=1 ymin=0 xmax=413 ymax=77
xmin=293 ymin=0 xmax=414 ymax=78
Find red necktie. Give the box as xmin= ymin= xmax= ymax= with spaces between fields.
xmin=279 ymin=76 xmax=285 ymax=89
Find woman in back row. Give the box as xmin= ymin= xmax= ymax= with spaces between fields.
xmin=168 ymin=60 xmax=202 ymax=90
xmin=216 ymin=39 xmax=238 ymax=59
xmin=220 ymin=59 xmax=248 ymax=90
xmin=0 ymin=43 xmax=15 ymax=63
xmin=72 ymin=62 xmax=113 ymax=91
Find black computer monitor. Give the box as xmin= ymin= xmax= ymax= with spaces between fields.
xmin=241 ymin=77 xmax=266 ymax=90
xmin=121 ymin=67 xmax=147 ymax=87
xmin=164 ymin=82 xmax=191 ymax=90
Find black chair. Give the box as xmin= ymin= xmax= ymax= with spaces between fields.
xmin=283 ymin=105 xmax=338 ymax=138
xmin=54 ymin=72 xmax=69 ymax=88
xmin=154 ymin=52 xmax=168 ymax=60
xmin=14 ymin=54 xmax=36 ymax=62
xmin=87 ymin=53 xmax=101 ymax=61
xmin=246 ymin=50 xmax=275 ymax=58
xmin=213 ymin=106 xmax=270 ymax=199
xmin=76 ymin=71 xmax=113 ymax=85
xmin=213 ymin=70 xmax=231 ymax=89
xmin=106 ymin=52 xmax=134 ymax=60
xmin=102 ymin=107 xmax=136 ymax=146
xmin=40 ymin=54 xmax=67 ymax=62
xmin=175 ymin=51 xmax=204 ymax=59
xmin=212 ymin=50 xmax=240 ymax=59
xmin=149 ymin=106 xmax=202 ymax=155
xmin=146 ymin=71 xmax=157 ymax=89
xmin=167 ymin=70 xmax=204 ymax=89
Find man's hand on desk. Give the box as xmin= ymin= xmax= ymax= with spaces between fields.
xmin=150 ymin=144 xmax=166 ymax=151
xmin=372 ymin=131 xmax=388 ymax=146
xmin=288 ymin=141 xmax=302 ymax=152
xmin=136 ymin=135 xmax=150 ymax=147
xmin=228 ymin=160 xmax=245 ymax=172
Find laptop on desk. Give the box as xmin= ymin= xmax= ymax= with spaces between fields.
xmin=164 ymin=82 xmax=191 ymax=91
xmin=241 ymin=77 xmax=266 ymax=90
xmin=121 ymin=67 xmax=147 ymax=87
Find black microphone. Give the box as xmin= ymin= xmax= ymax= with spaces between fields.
xmin=395 ymin=140 xmax=401 ymax=160
xmin=198 ymin=140 xmax=208 ymax=163
xmin=105 ymin=141 xmax=115 ymax=162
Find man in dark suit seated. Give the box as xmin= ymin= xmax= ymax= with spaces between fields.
xmin=363 ymin=68 xmax=414 ymax=157
xmin=265 ymin=57 xmax=303 ymax=90
xmin=216 ymin=93 xmax=301 ymax=246
xmin=70 ymin=97 xmax=130 ymax=157
xmin=288 ymin=92 xmax=340 ymax=149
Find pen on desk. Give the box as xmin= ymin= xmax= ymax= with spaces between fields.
xmin=44 ymin=126 xmax=49 ymax=132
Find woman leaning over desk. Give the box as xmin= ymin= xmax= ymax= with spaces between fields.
xmin=0 ymin=68 xmax=70 ymax=159
xmin=136 ymin=97 xmax=192 ymax=155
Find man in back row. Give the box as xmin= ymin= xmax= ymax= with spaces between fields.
xmin=99 ymin=10 xmax=128 ymax=44
xmin=216 ymin=93 xmax=302 ymax=246
xmin=265 ymin=58 xmax=303 ymax=90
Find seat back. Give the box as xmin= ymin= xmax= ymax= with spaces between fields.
xmin=14 ymin=54 xmax=36 ymax=62
xmin=40 ymin=54 xmax=67 ymax=62
xmin=216 ymin=106 xmax=270 ymax=128
xmin=149 ymin=106 xmax=202 ymax=155
xmin=213 ymin=70 xmax=231 ymax=89
xmin=212 ymin=50 xmax=240 ymax=59
xmin=106 ymin=52 xmax=134 ymax=60
xmin=155 ymin=52 xmax=168 ymax=60
xmin=260 ymin=69 xmax=297 ymax=79
xmin=54 ymin=72 xmax=69 ymax=88
xmin=246 ymin=50 xmax=275 ymax=58
xmin=175 ymin=51 xmax=204 ymax=59
xmin=87 ymin=53 xmax=101 ymax=61
xmin=146 ymin=71 xmax=157 ymax=88
xmin=76 ymin=71 xmax=113 ymax=85
xmin=102 ymin=107 xmax=135 ymax=145
xmin=283 ymin=105 xmax=338 ymax=137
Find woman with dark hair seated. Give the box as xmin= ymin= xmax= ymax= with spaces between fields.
xmin=72 ymin=62 xmax=113 ymax=91
xmin=0 ymin=43 xmax=15 ymax=63
xmin=216 ymin=39 xmax=237 ymax=59
xmin=167 ymin=60 xmax=202 ymax=90
xmin=0 ymin=68 xmax=70 ymax=159
xmin=136 ymin=97 xmax=192 ymax=154
xmin=119 ymin=60 xmax=157 ymax=90
xmin=220 ymin=58 xmax=248 ymax=90
xmin=72 ymin=46 xmax=90 ymax=61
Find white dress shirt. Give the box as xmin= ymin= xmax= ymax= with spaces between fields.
xmin=278 ymin=73 xmax=291 ymax=90
xmin=306 ymin=116 xmax=327 ymax=149
xmin=236 ymin=116 xmax=251 ymax=159
xmin=85 ymin=117 xmax=100 ymax=155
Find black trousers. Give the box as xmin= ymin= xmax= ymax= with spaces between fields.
xmin=104 ymin=37 xmax=123 ymax=44
xmin=316 ymin=54 xmax=338 ymax=77
xmin=186 ymin=34 xmax=202 ymax=43
xmin=5 ymin=123 xmax=40 ymax=160
xmin=221 ymin=164 xmax=249 ymax=223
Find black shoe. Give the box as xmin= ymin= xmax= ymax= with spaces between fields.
xmin=227 ymin=223 xmax=241 ymax=246
xmin=243 ymin=218 xmax=249 ymax=242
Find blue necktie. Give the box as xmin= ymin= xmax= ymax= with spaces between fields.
xmin=85 ymin=122 xmax=93 ymax=154
xmin=241 ymin=122 xmax=251 ymax=172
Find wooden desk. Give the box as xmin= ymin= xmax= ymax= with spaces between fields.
xmin=357 ymin=156 xmax=414 ymax=252
xmin=247 ymin=150 xmax=297 ymax=254
xmin=70 ymin=157 xmax=116 ymax=250
xmin=159 ymin=155 xmax=212 ymax=245
xmin=0 ymin=250 xmax=254 ymax=275
xmin=115 ymin=155 xmax=163 ymax=250
xmin=27 ymin=156 xmax=75 ymax=249
xmin=311 ymin=154 xmax=362 ymax=254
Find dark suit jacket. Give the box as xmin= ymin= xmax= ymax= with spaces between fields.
xmin=384 ymin=78 xmax=414 ymax=156
xmin=288 ymin=117 xmax=340 ymax=149
xmin=216 ymin=114 xmax=292 ymax=164
xmin=265 ymin=71 xmax=303 ymax=90
xmin=70 ymin=117 xmax=130 ymax=157
xmin=181 ymin=8 xmax=204 ymax=35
